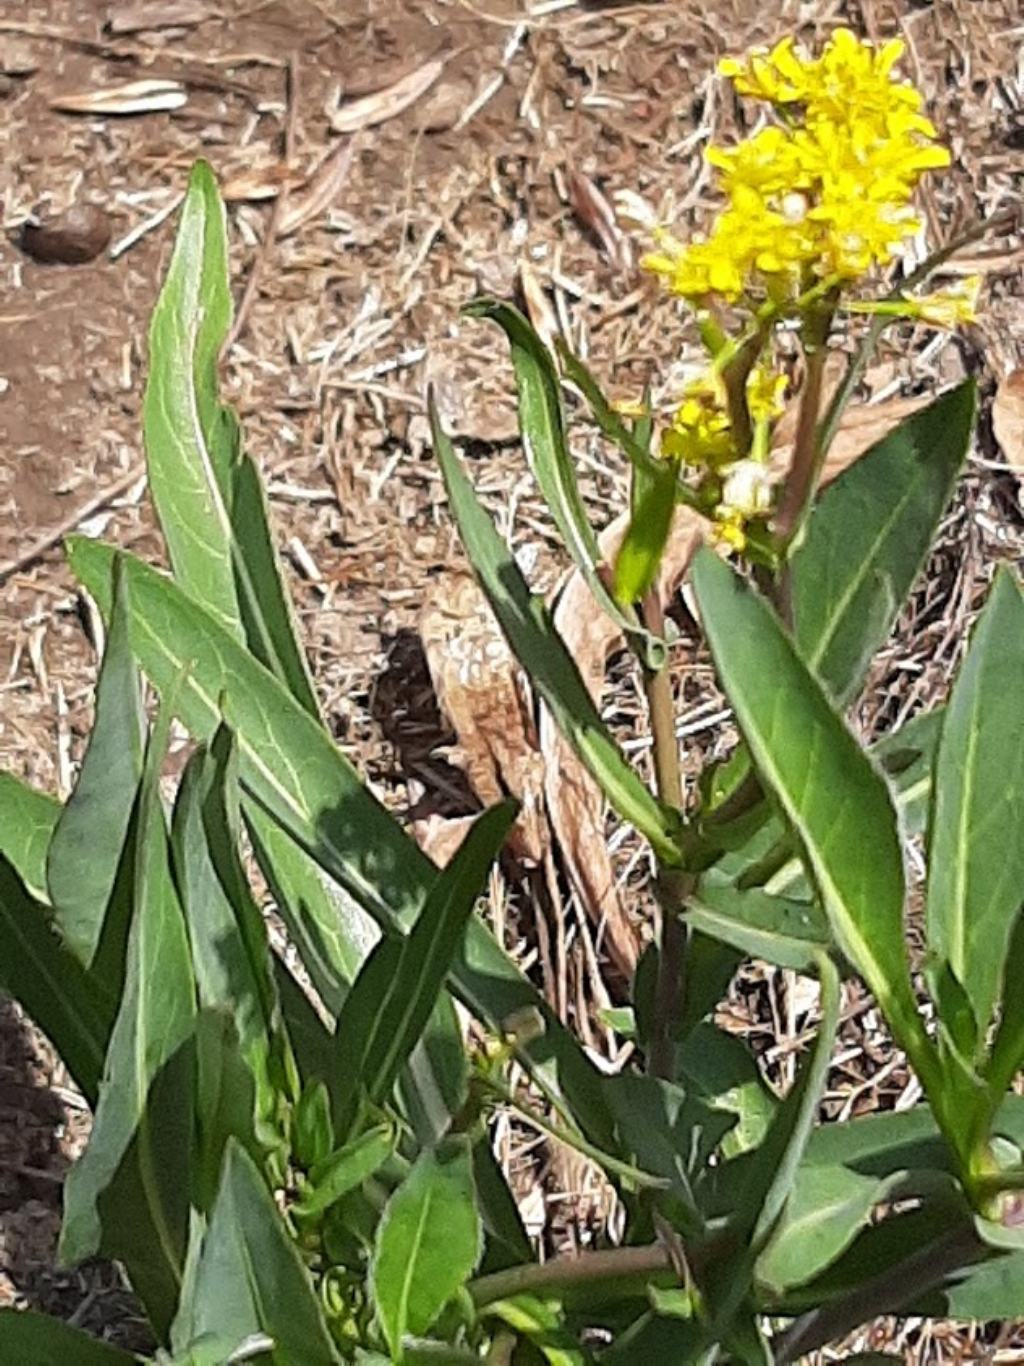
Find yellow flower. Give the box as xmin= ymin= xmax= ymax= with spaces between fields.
xmin=746 ymin=366 xmax=788 ymax=424
xmin=903 ymin=275 xmax=982 ymax=328
xmin=712 ymin=509 xmax=750 ymax=553
xmin=662 ymin=373 xmax=735 ymax=468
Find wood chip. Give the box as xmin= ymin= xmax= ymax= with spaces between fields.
xmin=50 ymin=78 xmax=187 ymax=115
xmin=105 ymin=1 xmax=208 ymax=34
xmin=328 ymin=55 xmax=445 ymax=134
xmin=993 ymin=370 xmax=1024 ymax=471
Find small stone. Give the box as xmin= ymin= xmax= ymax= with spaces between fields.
xmin=20 ymin=203 xmax=112 ymax=265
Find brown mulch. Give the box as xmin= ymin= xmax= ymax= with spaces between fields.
xmin=0 ymin=0 xmax=1022 ymax=1357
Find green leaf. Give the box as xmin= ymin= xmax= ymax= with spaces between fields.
xmin=60 ymin=691 xmax=196 ymax=1342
xmin=372 ymin=1135 xmax=482 ymax=1358
xmin=0 ymin=857 xmax=112 ymax=1105
xmin=756 ymin=1164 xmax=894 ymax=1294
xmin=68 ymin=538 xmax=615 ymax=1147
xmin=685 ymin=882 xmax=830 ymax=972
xmin=0 ymin=1309 xmax=139 ymax=1364
xmin=676 ymin=1023 xmax=776 ymax=1159
xmin=144 ymin=160 xmax=242 ymax=638
xmin=692 ymin=549 xmax=935 ymax=1081
xmin=48 ymin=563 xmax=144 ymax=981
xmin=791 ymin=382 xmax=974 ymax=704
xmin=172 ymin=1139 xmax=338 ymax=1365
xmin=483 ymin=1294 xmax=587 ymax=1366
xmin=192 ymin=1007 xmax=261 ymax=1213
xmin=430 ymin=398 xmax=681 ymax=866
xmin=463 ymin=300 xmax=662 ymax=666
xmin=0 ymin=771 xmax=60 ymax=904
xmin=295 ymin=1122 xmax=396 ymax=1217
xmin=399 ymin=993 xmax=470 ymax=1146
xmin=705 ymin=955 xmax=841 ymax=1338
xmin=926 ymin=568 xmax=1024 ymax=1043
xmin=247 ymin=803 xmax=379 ymax=1015
xmin=612 ymin=458 xmax=679 ymax=605
xmin=273 ymin=954 xmax=335 ymax=1086
xmin=332 ymin=803 xmax=515 ymax=1135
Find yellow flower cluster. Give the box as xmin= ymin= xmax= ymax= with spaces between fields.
xmin=644 ymin=28 xmax=950 ymax=300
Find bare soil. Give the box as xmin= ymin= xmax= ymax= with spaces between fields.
xmin=1 ymin=0 xmax=1022 ymax=1356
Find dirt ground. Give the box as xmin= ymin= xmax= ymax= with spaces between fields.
xmin=1 ymin=0 xmax=1023 ymax=1357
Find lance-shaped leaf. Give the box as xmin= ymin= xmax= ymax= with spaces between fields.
xmin=372 ymin=1134 xmax=481 ymax=1358
xmin=59 ymin=692 xmax=196 ymax=1342
xmin=0 ymin=771 xmax=60 ymax=904
xmin=430 ymin=399 xmax=682 ymax=866
xmin=171 ymin=1139 xmax=337 ymax=1365
xmin=48 ymin=563 xmax=144 ymax=980
xmin=686 ymin=881 xmax=830 ymax=973
xmin=791 ymin=382 xmax=974 ymax=705
xmin=926 ymin=568 xmax=1024 ymax=1044
xmin=332 ymin=802 xmax=514 ymax=1135
xmin=144 ymin=159 xmax=242 ymax=637
xmin=613 ymin=457 xmax=680 ymax=606
xmin=692 ymin=548 xmax=936 ymax=1080
xmin=0 ymin=856 xmax=114 ymax=1105
xmin=67 ymin=540 xmax=615 ymax=1146
xmin=464 ymin=299 xmax=662 ymax=666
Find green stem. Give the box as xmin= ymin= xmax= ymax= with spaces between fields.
xmin=480 ymin=1078 xmax=668 ymax=1193
xmin=772 ymin=302 xmax=834 ymax=553
xmin=470 ymin=1242 xmax=673 ymax=1308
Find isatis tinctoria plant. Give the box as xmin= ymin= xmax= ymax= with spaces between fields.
xmin=0 ymin=26 xmax=1021 ymax=1366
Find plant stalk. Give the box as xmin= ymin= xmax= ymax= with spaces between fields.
xmin=470 ymin=1242 xmax=673 ymax=1308
xmin=640 ymin=589 xmax=689 ymax=1079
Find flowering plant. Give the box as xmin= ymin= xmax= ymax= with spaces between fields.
xmin=0 ymin=29 xmax=1020 ymax=1366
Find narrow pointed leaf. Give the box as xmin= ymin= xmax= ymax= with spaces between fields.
xmin=372 ymin=1135 xmax=481 ymax=1357
xmin=612 ymin=458 xmax=679 ymax=605
xmin=0 ymin=856 xmax=113 ymax=1105
xmin=173 ymin=1139 xmax=337 ymax=1365
xmin=926 ymin=568 xmax=1024 ymax=1039
xmin=332 ymin=802 xmax=514 ymax=1134
xmin=296 ymin=1123 xmax=396 ymax=1217
xmin=48 ymin=563 xmax=144 ymax=977
xmin=464 ymin=299 xmax=662 ymax=665
xmin=144 ymin=159 xmax=242 ymax=637
xmin=686 ymin=882 xmax=830 ymax=972
xmin=0 ymin=772 xmax=60 ymax=903
xmin=693 ymin=549 xmax=932 ymax=1070
xmin=791 ymin=382 xmax=974 ymax=704
xmin=430 ymin=399 xmax=682 ymax=865
xmin=59 ymin=692 xmax=196 ymax=1341
xmin=67 ymin=538 xmax=614 ymax=1145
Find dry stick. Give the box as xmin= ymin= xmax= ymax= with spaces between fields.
xmin=0 ymin=463 xmax=145 ymax=584
xmin=222 ymin=50 xmax=300 ymax=357
xmin=640 ymin=589 xmax=689 ymax=1081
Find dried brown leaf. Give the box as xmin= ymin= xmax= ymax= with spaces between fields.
xmin=278 ymin=139 xmax=355 ymax=237
xmin=328 ymin=55 xmax=445 ymax=134
xmin=566 ymin=168 xmax=633 ymax=272
xmin=51 ymin=78 xmax=186 ymax=115
xmin=221 ymin=164 xmax=298 ymax=204
xmin=993 ymin=370 xmax=1024 ymax=471
xmin=419 ymin=573 xmax=547 ymax=865
xmin=518 ymin=261 xmax=561 ymax=353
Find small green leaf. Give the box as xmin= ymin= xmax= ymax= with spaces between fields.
xmin=926 ymin=568 xmax=1024 ymax=1043
xmin=791 ymin=382 xmax=974 ymax=704
xmin=612 ymin=458 xmax=679 ymax=605
xmin=483 ymin=1294 xmax=586 ymax=1366
xmin=677 ymin=1023 xmax=776 ymax=1159
xmin=172 ymin=1139 xmax=338 ymax=1364
xmin=430 ymin=398 xmax=682 ymax=866
xmin=333 ymin=803 xmax=515 ymax=1135
xmin=756 ymin=1165 xmax=894 ymax=1294
xmin=372 ymin=1135 xmax=482 ymax=1358
xmin=686 ymin=882 xmax=830 ymax=972
xmin=48 ymin=562 xmax=144 ymax=981
xmin=294 ymin=1080 xmax=334 ymax=1170
xmin=0 ymin=856 xmax=113 ymax=1106
xmin=296 ymin=1123 xmax=396 ymax=1217
xmin=693 ymin=549 xmax=937 ymax=1085
xmin=464 ymin=300 xmax=662 ymax=665
xmin=60 ymin=690 xmax=196 ymax=1341
xmin=0 ymin=772 xmax=60 ymax=904
xmin=145 ymin=160 xmax=243 ymax=638
xmin=0 ymin=1309 xmax=139 ymax=1364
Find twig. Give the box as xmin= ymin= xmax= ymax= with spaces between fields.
xmin=222 ymin=51 xmax=299 ymax=356
xmin=0 ymin=463 xmax=145 ymax=584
